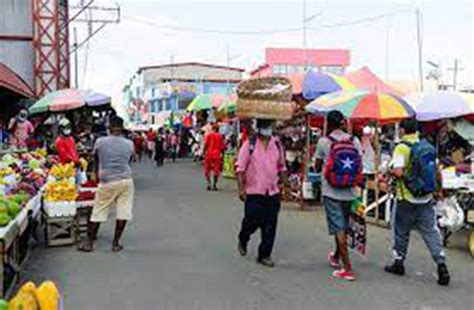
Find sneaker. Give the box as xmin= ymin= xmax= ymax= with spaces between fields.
xmin=332 ymin=269 xmax=356 ymax=281
xmin=328 ymin=252 xmax=340 ymax=269
xmin=384 ymin=260 xmax=405 ymax=276
xmin=257 ymin=257 xmax=275 ymax=268
xmin=237 ymin=243 xmax=247 ymax=257
xmin=437 ymin=263 xmax=450 ymax=286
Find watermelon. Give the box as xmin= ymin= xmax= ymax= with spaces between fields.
xmin=0 ymin=299 xmax=7 ymax=310
xmin=0 ymin=198 xmax=8 ymax=214
xmin=0 ymin=214 xmax=11 ymax=227
xmin=7 ymin=201 xmax=21 ymax=218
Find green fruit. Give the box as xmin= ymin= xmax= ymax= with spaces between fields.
xmin=0 ymin=199 xmax=8 ymax=214
xmin=0 ymin=214 xmax=11 ymax=227
xmin=7 ymin=201 xmax=21 ymax=218
xmin=0 ymin=299 xmax=8 ymax=310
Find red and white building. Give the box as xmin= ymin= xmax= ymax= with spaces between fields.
xmin=251 ymin=48 xmax=351 ymax=78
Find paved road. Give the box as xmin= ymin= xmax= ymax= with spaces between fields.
xmin=23 ymin=160 xmax=473 ymax=310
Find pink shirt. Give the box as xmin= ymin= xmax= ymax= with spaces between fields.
xmin=9 ymin=119 xmax=34 ymax=148
xmin=236 ymin=137 xmax=286 ymax=196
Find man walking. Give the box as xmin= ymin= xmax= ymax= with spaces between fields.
xmin=236 ymin=119 xmax=286 ymax=267
xmin=314 ymin=111 xmax=363 ymax=281
xmin=79 ymin=116 xmax=135 ymax=252
xmin=385 ymin=118 xmax=450 ymax=286
xmin=203 ymin=123 xmax=224 ymax=191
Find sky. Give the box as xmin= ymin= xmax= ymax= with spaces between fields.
xmin=73 ymin=0 xmax=473 ymax=100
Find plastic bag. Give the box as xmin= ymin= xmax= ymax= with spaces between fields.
xmin=435 ymin=197 xmax=465 ymax=232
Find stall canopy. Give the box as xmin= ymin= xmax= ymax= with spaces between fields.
xmin=306 ymin=90 xmax=415 ymax=123
xmin=186 ymin=94 xmax=235 ymax=112
xmin=0 ymin=62 xmax=34 ymax=99
xmin=405 ymin=91 xmax=474 ymax=121
xmin=302 ymin=71 xmax=355 ymax=100
xmin=29 ymin=88 xmax=111 ymax=114
xmin=345 ymin=66 xmax=404 ymax=96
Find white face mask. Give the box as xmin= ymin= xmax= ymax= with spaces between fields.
xmin=259 ymin=128 xmax=273 ymax=137
xmin=63 ymin=129 xmax=71 ymax=136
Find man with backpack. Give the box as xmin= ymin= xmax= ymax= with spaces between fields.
xmin=385 ymin=118 xmax=450 ymax=286
xmin=314 ymin=111 xmax=363 ymax=281
xmin=236 ymin=119 xmax=287 ymax=267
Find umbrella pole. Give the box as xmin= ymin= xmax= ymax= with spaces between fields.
xmin=374 ymin=123 xmax=381 ymax=224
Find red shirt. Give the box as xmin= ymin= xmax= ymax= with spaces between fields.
xmin=134 ymin=136 xmax=144 ymax=151
xmin=146 ymin=131 xmax=156 ymax=142
xmin=205 ymin=132 xmax=224 ymax=159
xmin=55 ymin=136 xmax=79 ymax=164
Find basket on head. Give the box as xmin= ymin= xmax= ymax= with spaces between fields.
xmin=236 ymin=77 xmax=295 ymax=120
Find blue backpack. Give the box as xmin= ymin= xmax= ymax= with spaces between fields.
xmin=402 ymin=139 xmax=437 ymax=198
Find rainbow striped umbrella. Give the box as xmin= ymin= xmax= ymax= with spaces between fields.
xmin=187 ymin=94 xmax=236 ymax=112
xmin=302 ymin=71 xmax=356 ymax=100
xmin=29 ymin=88 xmax=110 ymax=114
xmin=306 ymin=90 xmax=415 ymax=123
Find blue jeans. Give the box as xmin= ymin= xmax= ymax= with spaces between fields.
xmin=392 ymin=200 xmax=446 ymax=264
xmin=238 ymin=194 xmax=281 ymax=260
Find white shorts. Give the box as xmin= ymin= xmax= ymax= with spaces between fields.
xmin=90 ymin=178 xmax=135 ymax=222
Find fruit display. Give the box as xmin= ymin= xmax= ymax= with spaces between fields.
xmin=3 ymin=280 xmax=61 ymax=310
xmin=44 ymin=180 xmax=78 ymax=202
xmin=0 ymin=150 xmax=52 ymax=227
xmin=49 ymin=163 xmax=75 ymax=180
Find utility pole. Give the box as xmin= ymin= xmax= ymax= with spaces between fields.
xmin=73 ymin=27 xmax=79 ymax=88
xmin=448 ymin=59 xmax=464 ymax=91
xmin=415 ymin=8 xmax=424 ymax=91
xmin=226 ymin=43 xmax=231 ymax=95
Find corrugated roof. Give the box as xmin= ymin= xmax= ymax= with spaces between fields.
xmin=0 ymin=61 xmax=34 ymax=98
xmin=138 ymin=62 xmax=245 ymax=74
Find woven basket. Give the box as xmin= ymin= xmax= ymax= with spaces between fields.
xmin=236 ymin=77 xmax=294 ymax=120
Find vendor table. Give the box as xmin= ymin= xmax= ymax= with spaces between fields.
xmin=0 ymin=220 xmax=19 ymax=298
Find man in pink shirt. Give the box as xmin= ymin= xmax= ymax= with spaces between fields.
xmin=8 ymin=109 xmax=34 ymax=150
xmin=235 ymin=119 xmax=287 ymax=267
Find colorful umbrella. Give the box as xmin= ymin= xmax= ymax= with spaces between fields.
xmin=405 ymin=92 xmax=474 ymax=121
xmin=306 ymin=90 xmax=415 ymax=122
xmin=217 ymin=94 xmax=237 ymax=113
xmin=302 ymin=71 xmax=356 ymax=100
xmin=186 ymin=94 xmax=230 ymax=112
xmin=29 ymin=89 xmax=110 ymax=114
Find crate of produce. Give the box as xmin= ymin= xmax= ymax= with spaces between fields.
xmin=236 ymin=77 xmax=295 ymax=120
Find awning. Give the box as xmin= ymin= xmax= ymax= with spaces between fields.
xmin=345 ymin=66 xmax=403 ymax=96
xmin=0 ymin=62 xmax=34 ymax=98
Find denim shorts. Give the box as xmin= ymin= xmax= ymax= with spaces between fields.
xmin=323 ymin=197 xmax=351 ymax=235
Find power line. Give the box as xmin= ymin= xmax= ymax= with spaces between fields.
xmin=122 ymin=8 xmax=412 ymax=36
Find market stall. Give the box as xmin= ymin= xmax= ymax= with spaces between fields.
xmin=305 ymin=89 xmax=416 ymax=225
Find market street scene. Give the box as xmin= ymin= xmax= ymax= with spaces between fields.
xmin=0 ymin=0 xmax=473 ymax=309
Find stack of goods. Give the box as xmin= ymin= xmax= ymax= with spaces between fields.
xmin=44 ymin=163 xmax=78 ymax=217
xmin=0 ymin=280 xmax=61 ymax=310
xmin=0 ymin=151 xmax=50 ymax=228
xmin=77 ymin=179 xmax=97 ymax=202
xmin=236 ymin=77 xmax=295 ymax=120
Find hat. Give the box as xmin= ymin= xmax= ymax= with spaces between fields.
xmin=58 ymin=118 xmax=71 ymax=127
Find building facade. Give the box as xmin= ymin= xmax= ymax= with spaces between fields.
xmin=251 ymin=48 xmax=351 ymax=77
xmin=123 ymin=62 xmax=244 ymax=126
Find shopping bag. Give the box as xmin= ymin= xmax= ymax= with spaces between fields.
xmin=347 ymin=212 xmax=367 ymax=256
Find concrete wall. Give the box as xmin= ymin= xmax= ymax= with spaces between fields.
xmin=0 ymin=0 xmax=34 ymax=88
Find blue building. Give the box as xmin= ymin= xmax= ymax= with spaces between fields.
xmin=123 ymin=62 xmax=244 ymax=126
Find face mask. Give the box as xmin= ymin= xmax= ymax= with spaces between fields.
xmin=259 ymin=128 xmax=273 ymax=137
xmin=62 ymin=129 xmax=71 ymax=136
xmin=17 ymin=116 xmax=26 ymax=122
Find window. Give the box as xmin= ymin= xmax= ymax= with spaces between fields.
xmin=320 ymin=65 xmax=344 ymax=76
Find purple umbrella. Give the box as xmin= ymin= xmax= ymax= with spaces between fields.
xmin=302 ymin=71 xmax=356 ymax=100
xmin=82 ymin=90 xmax=111 ymax=107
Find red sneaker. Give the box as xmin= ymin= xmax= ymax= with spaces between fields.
xmin=328 ymin=252 xmax=340 ymax=269
xmin=332 ymin=269 xmax=356 ymax=281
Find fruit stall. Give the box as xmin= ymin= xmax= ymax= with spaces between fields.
xmin=0 ymin=150 xmax=49 ymax=297
xmin=0 ymin=150 xmax=96 ymax=298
